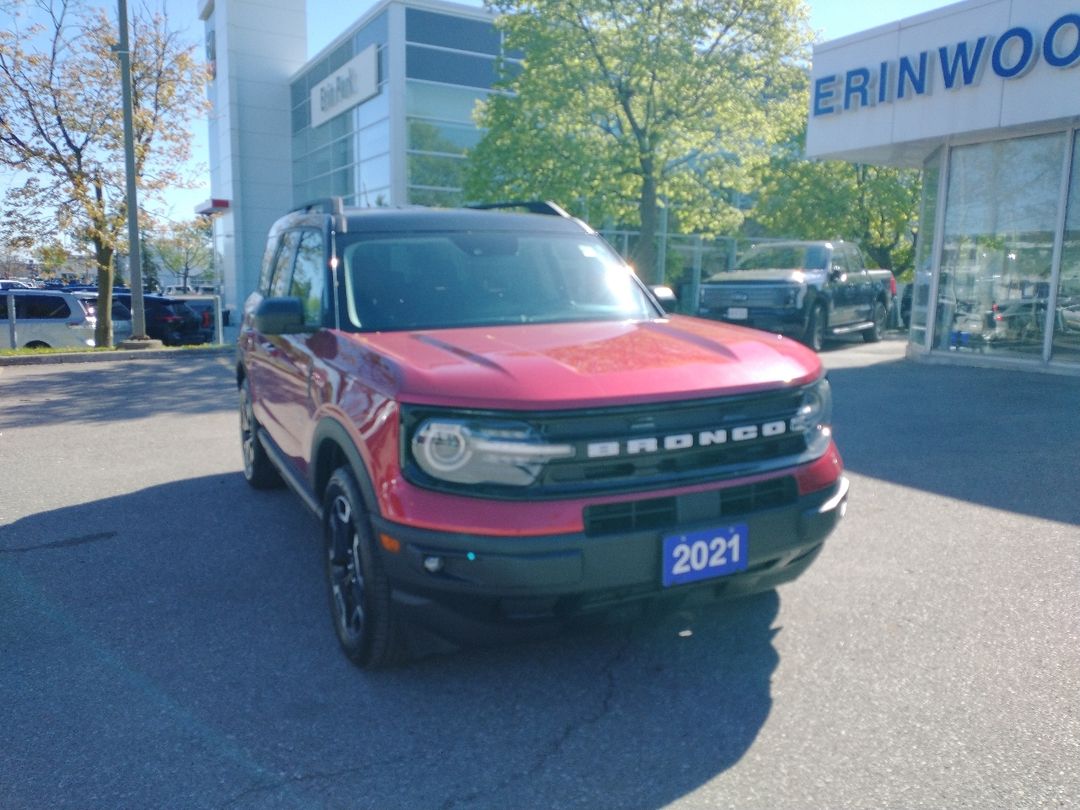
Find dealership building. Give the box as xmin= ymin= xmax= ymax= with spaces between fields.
xmin=200 ymin=0 xmax=1080 ymax=374
xmin=197 ymin=0 xmax=502 ymax=310
xmin=807 ymin=0 xmax=1080 ymax=373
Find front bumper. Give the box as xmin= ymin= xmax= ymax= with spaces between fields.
xmin=699 ymin=307 xmax=806 ymax=338
xmin=371 ymin=474 xmax=848 ymax=644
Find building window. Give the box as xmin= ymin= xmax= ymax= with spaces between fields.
xmin=909 ymin=149 xmax=940 ymax=348
xmin=934 ymin=133 xmax=1067 ymax=359
xmin=405 ymin=8 xmax=499 ymax=55
xmin=1055 ymin=132 xmax=1080 ymax=362
xmin=406 ymin=45 xmax=498 ymax=89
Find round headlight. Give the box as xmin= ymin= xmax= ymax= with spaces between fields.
xmin=409 ymin=417 xmax=575 ymax=487
xmin=415 ymin=422 xmax=472 ymax=472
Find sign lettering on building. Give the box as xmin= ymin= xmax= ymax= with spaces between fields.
xmin=812 ymin=12 xmax=1080 ymax=117
xmin=310 ymin=45 xmax=378 ymax=128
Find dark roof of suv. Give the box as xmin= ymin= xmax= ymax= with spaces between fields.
xmin=282 ymin=206 xmax=594 ymax=236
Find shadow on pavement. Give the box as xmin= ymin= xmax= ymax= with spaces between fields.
xmin=1 ymin=473 xmax=779 ymax=808
xmin=828 ymin=357 xmax=1080 ymax=526
xmin=0 ymin=354 xmax=236 ymax=429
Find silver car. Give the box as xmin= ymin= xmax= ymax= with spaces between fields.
xmin=1 ymin=289 xmax=98 ymax=349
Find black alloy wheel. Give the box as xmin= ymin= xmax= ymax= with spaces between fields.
xmin=323 ymin=466 xmax=405 ymax=669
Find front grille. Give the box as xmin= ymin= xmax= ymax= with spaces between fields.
xmin=403 ymin=386 xmax=815 ymax=499
xmin=700 ymin=283 xmax=795 ymax=309
xmin=532 ymin=389 xmax=808 ymax=494
xmin=583 ymin=476 xmax=798 ymax=536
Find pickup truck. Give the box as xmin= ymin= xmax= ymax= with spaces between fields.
xmin=697 ymin=240 xmax=896 ymax=351
xmin=237 ymin=201 xmax=848 ymax=668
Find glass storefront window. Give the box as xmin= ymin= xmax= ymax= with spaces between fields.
xmin=1054 ymin=132 xmax=1080 ymax=362
xmin=408 ymin=119 xmax=481 ymax=155
xmin=358 ymin=119 xmax=390 ymax=161
xmin=934 ymin=133 xmax=1067 ymax=359
xmin=910 ymin=150 xmax=940 ymax=347
xmin=358 ymin=155 xmax=390 ymax=194
xmin=407 ymin=152 xmax=465 ymax=189
xmin=406 ymin=81 xmax=489 ymax=123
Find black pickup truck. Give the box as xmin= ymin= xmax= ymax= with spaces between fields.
xmin=697 ymin=240 xmax=896 ymax=351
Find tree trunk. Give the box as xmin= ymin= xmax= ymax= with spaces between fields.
xmin=93 ymin=241 xmax=114 ymax=348
xmin=635 ymin=169 xmax=660 ymax=283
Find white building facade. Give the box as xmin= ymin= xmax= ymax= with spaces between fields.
xmin=807 ymin=0 xmax=1080 ymax=373
xmin=198 ymin=0 xmax=502 ymax=310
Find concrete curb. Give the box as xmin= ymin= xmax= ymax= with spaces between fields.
xmin=0 ymin=345 xmax=235 ymax=367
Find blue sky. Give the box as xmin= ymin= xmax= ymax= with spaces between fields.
xmin=156 ymin=0 xmax=949 ymax=221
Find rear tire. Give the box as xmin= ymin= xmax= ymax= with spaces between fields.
xmin=239 ymin=377 xmax=281 ymax=489
xmin=25 ymin=341 xmax=50 ymax=349
xmin=323 ymin=466 xmax=407 ymax=669
xmin=863 ymin=301 xmax=887 ymax=343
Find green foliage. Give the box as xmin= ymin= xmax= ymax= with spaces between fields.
xmin=467 ymin=0 xmax=813 ymax=280
xmin=148 ymin=217 xmax=216 ymax=290
xmin=0 ymin=0 xmax=207 ymax=343
xmin=750 ymin=132 xmax=922 ymax=273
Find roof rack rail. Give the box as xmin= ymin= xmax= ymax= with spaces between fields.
xmin=467 ymin=200 xmax=572 ymax=218
xmin=290 ymin=196 xmax=347 ymax=233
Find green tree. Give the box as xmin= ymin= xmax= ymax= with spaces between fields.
xmin=466 ymin=0 xmax=812 ymax=281
xmin=750 ymin=131 xmax=922 ymax=273
xmin=149 ymin=217 xmax=215 ymax=291
xmin=0 ymin=0 xmax=207 ymax=345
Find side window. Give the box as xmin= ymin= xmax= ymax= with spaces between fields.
xmin=291 ymin=230 xmax=327 ymax=328
xmin=269 ymin=231 xmax=301 ymax=298
xmin=0 ymin=295 xmax=8 ymax=319
xmin=17 ymin=295 xmax=71 ymax=319
xmin=829 ymin=248 xmax=846 ymax=277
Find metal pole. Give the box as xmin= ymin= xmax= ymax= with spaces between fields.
xmin=115 ymin=0 xmax=147 ymax=339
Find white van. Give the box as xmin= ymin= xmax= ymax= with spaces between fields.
xmin=1 ymin=290 xmax=98 ymax=349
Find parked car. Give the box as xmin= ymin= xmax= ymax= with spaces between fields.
xmin=1 ymin=289 xmax=97 ymax=349
xmin=113 ymin=293 xmax=205 ymax=345
xmin=0 ymin=279 xmax=33 ymax=290
xmin=172 ymin=296 xmax=219 ymax=343
xmin=237 ymin=198 xmax=848 ymax=668
xmin=697 ymin=240 xmax=895 ymax=351
xmin=73 ymin=293 xmax=133 ymax=345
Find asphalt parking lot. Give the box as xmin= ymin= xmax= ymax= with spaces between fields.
xmin=1 ymin=335 xmax=1078 ymax=809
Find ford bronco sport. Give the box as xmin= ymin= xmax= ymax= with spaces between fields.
xmin=237 ymin=199 xmax=848 ymax=668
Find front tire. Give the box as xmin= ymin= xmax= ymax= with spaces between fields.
xmin=239 ymin=377 xmax=281 ymax=489
xmin=323 ymin=467 xmax=406 ymax=669
xmin=803 ymin=304 xmax=826 ymax=352
xmin=863 ymin=301 xmax=887 ymax=343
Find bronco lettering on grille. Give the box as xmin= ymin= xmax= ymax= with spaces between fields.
xmin=585 ymin=420 xmax=789 ymax=459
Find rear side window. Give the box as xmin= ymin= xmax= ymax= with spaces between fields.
xmin=268 ymin=231 xmax=301 ymax=298
xmin=0 ymin=295 xmax=7 ymax=319
xmin=291 ymin=230 xmax=327 ymax=328
xmin=15 ymin=295 xmax=71 ymax=319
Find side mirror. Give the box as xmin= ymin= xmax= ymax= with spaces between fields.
xmin=650 ymin=285 xmax=678 ymax=309
xmin=253 ymin=297 xmax=305 ymax=335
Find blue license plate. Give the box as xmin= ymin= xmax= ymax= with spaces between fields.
xmin=662 ymin=524 xmax=748 ymax=587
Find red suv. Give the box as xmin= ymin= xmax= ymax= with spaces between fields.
xmin=238 ymin=200 xmax=848 ymax=667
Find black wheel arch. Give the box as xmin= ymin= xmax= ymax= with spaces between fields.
xmin=310 ymin=418 xmax=381 ymax=517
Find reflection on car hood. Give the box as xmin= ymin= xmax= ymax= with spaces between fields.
xmin=342 ymin=316 xmax=821 ymax=410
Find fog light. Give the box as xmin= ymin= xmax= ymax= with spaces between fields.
xmin=422 ymin=555 xmax=444 ymax=574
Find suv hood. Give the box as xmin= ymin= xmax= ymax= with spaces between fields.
xmin=347 ymin=316 xmax=820 ymax=410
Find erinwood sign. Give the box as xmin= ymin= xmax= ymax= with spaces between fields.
xmin=310 ymin=45 xmax=378 ymax=129
xmin=812 ymin=11 xmax=1080 ymax=117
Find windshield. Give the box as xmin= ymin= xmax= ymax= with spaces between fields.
xmin=341 ymin=230 xmax=657 ymax=331
xmin=734 ymin=244 xmax=828 ymax=271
